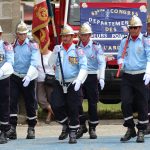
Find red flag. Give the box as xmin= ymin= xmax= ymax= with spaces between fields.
xmin=32 ymin=0 xmax=50 ymax=53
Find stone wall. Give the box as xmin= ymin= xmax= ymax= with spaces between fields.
xmin=0 ymin=0 xmax=21 ymax=43
xmin=0 ymin=0 xmax=26 ymax=123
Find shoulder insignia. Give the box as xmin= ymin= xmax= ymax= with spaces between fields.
xmin=92 ymin=41 xmax=100 ymax=52
xmin=3 ymin=41 xmax=9 ymax=46
xmin=92 ymin=41 xmax=98 ymax=45
xmin=123 ymin=35 xmax=128 ymax=39
xmin=143 ymin=34 xmax=148 ymax=37
xmin=76 ymin=47 xmax=84 ymax=56
xmin=29 ymin=39 xmax=37 ymax=43
xmin=75 ymin=45 xmax=81 ymax=49
xmin=29 ymin=41 xmax=39 ymax=49
xmin=75 ymin=44 xmax=78 ymax=49
xmin=3 ymin=41 xmax=13 ymax=51
xmin=79 ymin=49 xmax=84 ymax=56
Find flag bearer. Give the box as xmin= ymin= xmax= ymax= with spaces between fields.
xmin=50 ymin=25 xmax=87 ymax=144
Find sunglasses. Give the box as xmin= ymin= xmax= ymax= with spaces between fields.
xmin=129 ymin=27 xmax=139 ymax=30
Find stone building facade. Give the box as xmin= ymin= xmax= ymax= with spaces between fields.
xmin=0 ymin=0 xmax=21 ymax=43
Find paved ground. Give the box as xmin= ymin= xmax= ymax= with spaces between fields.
xmin=1 ymin=120 xmax=150 ymax=150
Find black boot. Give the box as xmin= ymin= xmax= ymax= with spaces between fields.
xmin=136 ymin=130 xmax=144 ymax=143
xmin=76 ymin=124 xmax=88 ymax=139
xmin=0 ymin=131 xmax=7 ymax=144
xmin=69 ymin=130 xmax=77 ymax=144
xmin=144 ymin=123 xmax=150 ymax=135
xmin=58 ymin=125 xmax=69 ymax=140
xmin=26 ymin=127 xmax=35 ymax=139
xmin=120 ymin=128 xmax=136 ymax=142
xmin=6 ymin=126 xmax=17 ymax=140
xmin=89 ymin=128 xmax=97 ymax=139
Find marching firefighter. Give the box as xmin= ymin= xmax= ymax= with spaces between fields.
xmin=118 ymin=15 xmax=150 ymax=143
xmin=144 ymin=15 xmax=150 ymax=135
xmin=76 ymin=23 xmax=106 ymax=139
xmin=6 ymin=21 xmax=39 ymax=139
xmin=50 ymin=25 xmax=87 ymax=144
xmin=0 ymin=25 xmax=14 ymax=144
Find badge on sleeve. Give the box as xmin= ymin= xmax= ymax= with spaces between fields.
xmin=3 ymin=42 xmax=13 ymax=51
xmin=77 ymin=48 xmax=84 ymax=56
xmin=29 ymin=40 xmax=39 ymax=49
xmin=31 ymin=42 xmax=39 ymax=49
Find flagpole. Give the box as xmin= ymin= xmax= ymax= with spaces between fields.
xmin=46 ymin=0 xmax=65 ymax=86
xmin=64 ymin=0 xmax=69 ymax=26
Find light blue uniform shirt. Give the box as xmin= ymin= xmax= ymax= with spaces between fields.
xmin=13 ymin=38 xmax=39 ymax=74
xmin=79 ymin=40 xmax=106 ymax=73
xmin=0 ymin=40 xmax=14 ymax=67
xmin=55 ymin=43 xmax=87 ymax=81
xmin=117 ymin=33 xmax=150 ymax=71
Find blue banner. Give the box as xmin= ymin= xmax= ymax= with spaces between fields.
xmin=80 ymin=3 xmax=147 ymax=53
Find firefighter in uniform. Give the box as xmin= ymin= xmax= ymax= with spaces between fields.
xmin=76 ymin=23 xmax=106 ymax=139
xmin=50 ymin=25 xmax=87 ymax=144
xmin=0 ymin=26 xmax=14 ymax=144
xmin=6 ymin=21 xmax=39 ymax=139
xmin=118 ymin=15 xmax=150 ymax=143
xmin=144 ymin=15 xmax=150 ymax=135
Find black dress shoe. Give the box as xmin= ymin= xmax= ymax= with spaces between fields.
xmin=120 ymin=128 xmax=136 ymax=142
xmin=76 ymin=124 xmax=88 ymax=139
xmin=136 ymin=130 xmax=144 ymax=143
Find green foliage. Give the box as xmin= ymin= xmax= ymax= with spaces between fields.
xmin=83 ymin=100 xmax=123 ymax=119
xmin=37 ymin=99 xmax=123 ymax=121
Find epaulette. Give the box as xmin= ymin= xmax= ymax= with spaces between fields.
xmin=143 ymin=33 xmax=148 ymax=37
xmin=122 ymin=35 xmax=128 ymax=39
xmin=11 ymin=40 xmax=17 ymax=48
xmin=29 ymin=39 xmax=37 ymax=43
xmin=75 ymin=44 xmax=81 ymax=49
xmin=75 ymin=44 xmax=78 ymax=48
xmin=3 ymin=41 xmax=9 ymax=46
xmin=29 ymin=40 xmax=39 ymax=49
xmin=92 ymin=41 xmax=98 ymax=45
xmin=3 ymin=41 xmax=13 ymax=51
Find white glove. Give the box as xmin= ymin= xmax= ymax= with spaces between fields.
xmin=26 ymin=65 xmax=38 ymax=80
xmin=0 ymin=69 xmax=4 ymax=78
xmin=72 ymin=79 xmax=81 ymax=91
xmin=117 ymin=58 xmax=124 ymax=65
xmin=97 ymin=68 xmax=105 ymax=80
xmin=99 ymin=79 xmax=105 ymax=90
xmin=76 ymin=69 xmax=87 ymax=84
xmin=143 ymin=62 xmax=150 ymax=85
xmin=0 ymin=62 xmax=14 ymax=76
xmin=143 ymin=74 xmax=150 ymax=85
xmin=22 ymin=76 xmax=31 ymax=87
xmin=53 ymin=45 xmax=61 ymax=53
